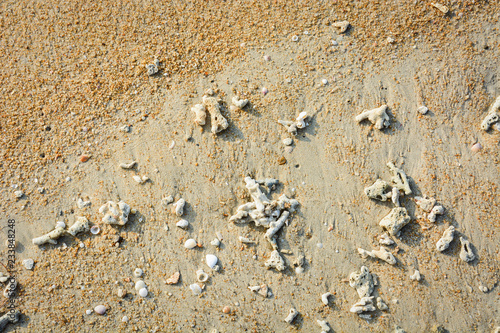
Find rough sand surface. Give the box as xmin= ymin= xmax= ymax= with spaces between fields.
xmin=0 ymin=1 xmax=499 ymax=332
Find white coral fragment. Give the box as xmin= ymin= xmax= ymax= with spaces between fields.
xmin=350 ymin=296 xmax=376 ymax=314
xmin=248 ymin=284 xmax=270 ymax=298
xmin=192 ymin=104 xmax=207 ymax=126
xmin=202 ymin=95 xmax=228 ymax=134
xmin=459 ymin=237 xmax=475 ymax=262
xmin=284 ymin=308 xmax=298 ymax=324
xmin=317 ymin=319 xmax=331 ymax=332
xmin=428 ymin=205 xmax=444 ymax=222
xmin=355 ymin=105 xmax=390 ymax=130
xmin=410 ymin=270 xmax=422 ymax=282
xmin=349 ymin=266 xmax=374 ymax=298
xmin=278 ymin=112 xmax=309 ymax=135
xmin=67 ymin=216 xmax=90 ymax=236
xmin=32 ymin=226 xmax=65 ymax=246
xmin=378 ymin=233 xmax=395 ymax=245
xmin=357 ymin=247 xmax=396 ymax=265
xmin=377 ymin=297 xmax=389 ymax=311
xmin=333 ymin=20 xmax=350 ymax=33
xmin=265 ymin=250 xmax=286 ymax=271
xmin=231 ymin=96 xmax=249 ymax=109
xmin=119 ymin=161 xmax=137 ymax=169
xmin=387 ymin=162 xmax=412 ymax=195
xmin=415 ymin=195 xmax=436 ymax=212
xmin=99 ymin=201 xmax=131 ymax=225
xmin=364 ymin=179 xmax=392 ymax=201
xmin=436 ymin=226 xmax=455 ymax=252
xmin=321 ymin=292 xmax=332 ymax=305
xmin=379 ymin=207 xmax=411 ymax=237
xmin=133 ymin=175 xmax=149 ymax=184
xmin=481 ymin=96 xmax=500 ymax=131
xmin=173 ymin=198 xmax=186 ymax=217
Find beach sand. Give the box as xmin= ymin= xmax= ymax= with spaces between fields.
xmin=0 ymin=1 xmax=499 ymax=332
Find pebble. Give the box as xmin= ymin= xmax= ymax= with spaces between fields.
xmin=14 ymin=190 xmax=23 ymax=198
xmin=321 ymin=78 xmax=328 ymax=85
xmin=135 ymin=280 xmax=146 ymax=291
xmin=262 ymin=87 xmax=268 ymax=95
xmin=65 ymin=177 xmax=71 ymax=182
xmin=94 ymin=305 xmax=107 ymax=315
xmin=116 ymin=288 xmax=126 ymax=298
xmin=263 ymin=55 xmax=271 ymax=61
xmin=37 ymin=187 xmax=45 ymax=194
xmin=86 ymin=309 xmax=92 ymax=315
xmin=283 ymin=138 xmax=293 ymax=146
xmin=134 ymin=268 xmax=143 ymax=277
xmin=185 ymin=239 xmax=197 ymax=249
xmin=222 ymin=306 xmax=231 ymax=314
xmin=317 ymin=243 xmax=323 ymax=249
xmin=138 ymin=288 xmax=148 ymax=297
xmin=278 ymin=156 xmax=287 ymax=165
xmin=79 ymin=154 xmax=90 ymax=162
xmin=331 ymin=40 xmax=338 ymax=46
xmin=120 ymin=125 xmax=131 ymax=133
xmin=122 ymin=316 xmax=129 ymax=323
xmin=23 ymin=259 xmax=34 ymax=270
xmin=417 ymin=106 xmax=429 ymax=114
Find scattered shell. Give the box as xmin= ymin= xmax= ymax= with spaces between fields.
xmin=85 ymin=309 xmax=92 ymax=315
xmin=90 ymin=226 xmax=100 ymax=235
xmin=189 ymin=283 xmax=202 ymax=295
xmin=431 ymin=2 xmax=449 ymax=14
xmin=23 ymin=259 xmax=34 ymax=270
xmin=184 ymin=239 xmax=197 ymax=249
xmin=55 ymin=221 xmax=66 ymax=229
xmin=79 ymin=155 xmax=90 ymax=162
xmin=291 ymin=35 xmax=299 ymax=42
xmin=165 ymin=272 xmax=180 ymax=285
xmin=386 ymin=36 xmax=396 ymax=44
xmin=262 ymin=87 xmax=268 ymax=95
xmin=210 ymin=238 xmax=221 ymax=247
xmin=238 ymin=236 xmax=254 ymax=244
xmin=471 ymin=142 xmax=482 ymax=152
xmin=116 ymin=288 xmax=126 ymax=298
xmin=138 ymin=288 xmax=148 ymax=297
xmin=317 ymin=320 xmax=331 ymax=332
xmin=196 ymin=269 xmax=209 ymax=283
xmin=120 ymin=125 xmax=131 ymax=133
xmin=206 ymin=254 xmax=218 ymax=269
xmin=133 ymin=268 xmax=143 ymax=278
xmin=263 ymin=55 xmax=271 ymax=61
xmin=94 ymin=305 xmax=107 ymax=315
xmin=14 ymin=190 xmax=23 ymax=198
xmin=77 ymin=198 xmax=91 ymax=209
xmin=278 ymin=156 xmax=287 ymax=165
xmin=417 ymin=106 xmax=429 ymax=114
xmin=410 ymin=270 xmax=422 ymax=281
xmin=135 ymin=280 xmax=146 ymax=291
xmin=321 ymin=79 xmax=328 ymax=85
xmin=133 ymin=175 xmax=149 ymax=184
xmin=284 ymin=308 xmax=298 ymax=324
xmin=176 ymin=219 xmax=189 ymax=229
xmin=120 ymin=161 xmax=137 ymax=169
xmin=122 ymin=316 xmax=129 ymax=322
xmin=222 ymin=306 xmax=231 ymax=314
xmin=283 ymin=138 xmax=293 ymax=146
xmin=333 ymin=20 xmax=350 ymax=33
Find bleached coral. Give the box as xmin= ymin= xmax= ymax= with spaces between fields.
xmin=481 ymin=96 xmax=500 ymax=131
xmin=379 ymin=207 xmax=411 ymax=237
xmin=436 ymin=226 xmax=455 ymax=252
xmin=202 ymin=95 xmax=228 ymax=134
xmin=32 ymin=227 xmax=65 ymax=246
xmin=191 ymin=104 xmax=207 ymax=126
xmin=364 ymin=179 xmax=392 ymax=201
xmin=349 ymin=266 xmax=374 ymax=298
xmin=265 ymin=250 xmax=286 ymax=271
xmin=459 ymin=237 xmax=475 ymax=262
xmin=387 ymin=162 xmax=412 ymax=195
xmin=67 ymin=216 xmax=90 ymax=236
xmin=350 ymin=296 xmax=376 ymax=314
xmin=357 ymin=247 xmax=396 ymax=265
xmin=278 ymin=112 xmax=310 ymax=135
xmin=355 ymin=105 xmax=390 ymax=130
xmin=99 ymin=201 xmax=131 ymax=225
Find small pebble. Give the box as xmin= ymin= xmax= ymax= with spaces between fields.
xmin=331 ymin=40 xmax=338 ymax=46
xmin=321 ymin=79 xmax=328 ymax=85
xmin=116 ymin=288 xmax=126 ymax=298
xmin=65 ymin=177 xmax=71 ymax=182
xmin=85 ymin=309 xmax=92 ymax=315
xmin=283 ymin=138 xmax=293 ymax=146
xmin=120 ymin=125 xmax=131 ymax=133
xmin=23 ymin=259 xmax=34 ymax=270
xmin=94 ymin=305 xmax=107 ymax=315
xmin=135 ymin=280 xmax=146 ymax=291
xmin=122 ymin=316 xmax=129 ymax=323
xmin=317 ymin=243 xmax=323 ymax=249
xmin=14 ymin=190 xmax=23 ymax=198
xmin=37 ymin=187 xmax=45 ymax=194
xmin=263 ymin=55 xmax=271 ymax=61
xmin=262 ymin=87 xmax=268 ymax=95
xmin=417 ymin=106 xmax=429 ymax=114
xmin=185 ymin=239 xmax=197 ymax=249
xmin=278 ymin=156 xmax=287 ymax=165
xmin=471 ymin=142 xmax=482 ymax=152
xmin=134 ymin=268 xmax=143 ymax=278
xmin=79 ymin=154 xmax=90 ymax=162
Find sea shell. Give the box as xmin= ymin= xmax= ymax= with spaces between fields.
xmin=471 ymin=142 xmax=482 ymax=152
xmin=206 ymin=254 xmax=218 ymax=269
xmin=90 ymin=226 xmax=100 ymax=235
xmin=165 ymin=271 xmax=180 ymax=285
xmin=135 ymin=280 xmax=146 ymax=291
xmin=55 ymin=221 xmax=66 ymax=229
xmin=94 ymin=305 xmax=107 ymax=315
xmin=184 ymin=239 xmax=197 ymax=249
xmin=196 ymin=269 xmax=209 ymax=283
xmin=138 ymin=288 xmax=148 ymax=297
xmin=176 ymin=219 xmax=189 ymax=229
xmin=133 ymin=268 xmax=143 ymax=278
xmin=189 ymin=283 xmax=202 ymax=295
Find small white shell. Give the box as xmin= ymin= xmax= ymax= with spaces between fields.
xmin=176 ymin=219 xmax=189 ymax=229
xmin=135 ymin=280 xmax=146 ymax=291
xmin=184 ymin=239 xmax=197 ymax=249
xmin=321 ymin=78 xmax=328 ymax=85
xmin=138 ymin=288 xmax=148 ymax=297
xmin=291 ymin=35 xmax=299 ymax=42
xmin=90 ymin=225 xmax=100 ymax=235
xmin=133 ymin=268 xmax=143 ymax=278
xmin=210 ymin=238 xmax=221 ymax=247
xmin=196 ymin=269 xmax=209 ymax=283
xmin=206 ymin=254 xmax=218 ymax=269
xmin=56 ymin=221 xmax=66 ymax=229
xmin=190 ymin=283 xmax=202 ymax=295
xmin=94 ymin=305 xmax=107 ymax=315
xmin=471 ymin=142 xmax=483 ymax=152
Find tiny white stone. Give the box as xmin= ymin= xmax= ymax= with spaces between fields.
xmin=135 ymin=280 xmax=146 ymax=291
xmin=184 ymin=239 xmax=197 ymax=249
xmin=331 ymin=40 xmax=338 ymax=46
xmin=417 ymin=106 xmax=429 ymax=114
xmin=37 ymin=187 xmax=45 ymax=193
xmin=66 ymin=177 xmax=71 ymax=182
xmin=86 ymin=309 xmax=92 ymax=315
xmin=190 ymin=283 xmax=202 ymax=295
xmin=321 ymin=79 xmax=328 ymax=85
xmin=283 ymin=138 xmax=293 ymax=146
xmin=176 ymin=219 xmax=189 ymax=229
xmin=23 ymin=259 xmax=34 ymax=270
xmin=210 ymin=238 xmax=220 ymax=247
xmin=317 ymin=243 xmax=323 ymax=249
xmin=94 ymin=305 xmax=107 ymax=315
xmin=134 ymin=268 xmax=143 ymax=278
xmin=138 ymin=287 xmax=148 ymax=297
xmin=14 ymin=190 xmax=23 ymax=198
xmin=122 ymin=316 xmax=129 ymax=322
xmin=55 ymin=221 xmax=66 ymax=229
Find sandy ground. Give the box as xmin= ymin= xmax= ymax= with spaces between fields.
xmin=0 ymin=1 xmax=499 ymax=332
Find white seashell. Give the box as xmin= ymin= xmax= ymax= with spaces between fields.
xmin=206 ymin=254 xmax=218 ymax=269
xmin=184 ymin=239 xmax=197 ymax=249
xmin=321 ymin=292 xmax=332 ymax=305
xmin=296 ymin=112 xmax=308 ymax=128
xmin=90 ymin=225 xmax=100 ymax=235
xmin=291 ymin=35 xmax=299 ymax=42
xmin=23 ymin=259 xmax=34 ymax=270
xmin=122 ymin=316 xmax=129 ymax=322
xmin=138 ymin=287 xmax=148 ymax=297
xmin=189 ymin=283 xmax=202 ymax=295
xmin=471 ymin=142 xmax=482 ymax=152
xmin=176 ymin=219 xmax=189 ymax=229
xmin=135 ymin=280 xmax=146 ymax=291
xmin=321 ymin=78 xmax=328 ymax=85
xmin=282 ymin=138 xmax=293 ymax=146
xmin=210 ymin=238 xmax=221 ymax=247
xmin=417 ymin=106 xmax=429 ymax=114
xmin=14 ymin=190 xmax=23 ymax=198
xmin=94 ymin=305 xmax=107 ymax=315
xmin=55 ymin=221 xmax=66 ymax=229
xmin=134 ymin=268 xmax=143 ymax=278
xmin=85 ymin=309 xmax=92 ymax=315
xmin=196 ymin=269 xmax=209 ymax=283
